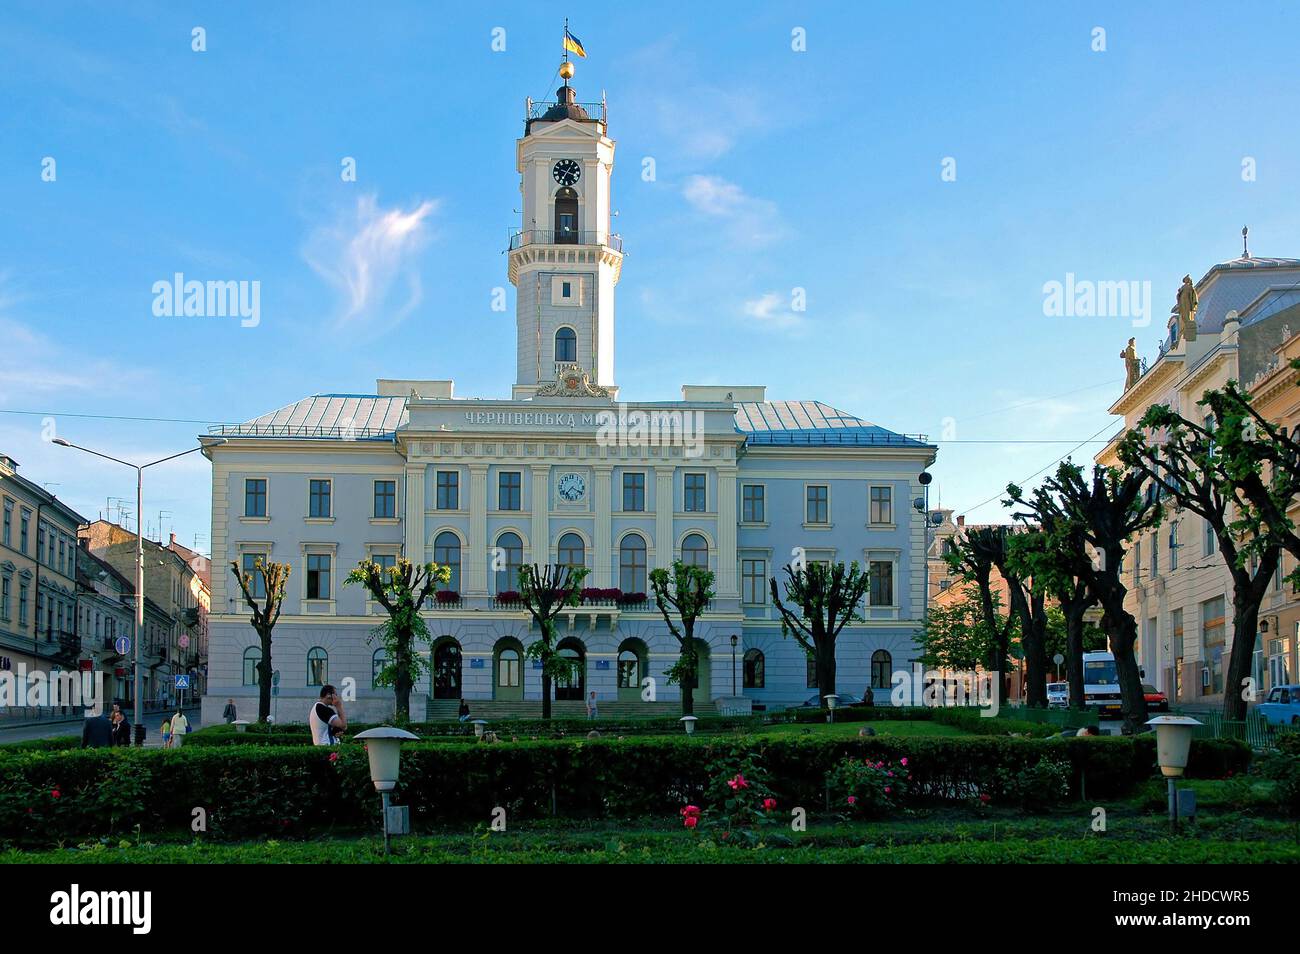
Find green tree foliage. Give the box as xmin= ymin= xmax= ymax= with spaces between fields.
xmin=649 ymin=561 xmax=716 ymax=716
xmin=228 ymin=558 xmax=292 ymax=723
xmin=769 ymin=561 xmax=871 ymax=708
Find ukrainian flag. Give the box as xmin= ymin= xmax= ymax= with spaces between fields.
xmin=563 ymin=29 xmax=587 ymax=58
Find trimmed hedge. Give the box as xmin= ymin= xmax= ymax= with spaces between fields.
xmin=0 ymin=734 xmax=1250 ymax=846
xmin=0 ymin=737 xmax=81 ymax=752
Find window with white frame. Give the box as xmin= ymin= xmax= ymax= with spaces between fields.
xmin=869 ymin=486 xmax=893 ymax=524
xmin=742 ymin=558 xmax=767 ymax=605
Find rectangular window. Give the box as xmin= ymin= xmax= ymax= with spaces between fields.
xmin=1149 ymin=532 xmax=1158 ymax=578
xmin=622 ymin=472 xmax=645 ymax=512
xmin=806 ymin=485 xmax=829 ymax=524
xmin=869 ymin=560 xmax=894 ymax=606
xmin=373 ymin=480 xmax=397 ymax=519
xmin=742 ymin=484 xmax=765 ymax=523
xmin=1203 ymin=517 xmax=1216 ymax=557
xmin=499 ymin=471 xmax=522 ymax=511
xmin=308 ymin=479 xmax=332 ymax=518
xmin=561 ymin=281 xmax=572 ymax=299
xmin=1169 ymin=523 xmax=1179 ymax=571
xmin=499 ymin=653 xmax=520 ymax=688
xmin=806 ymin=656 xmax=818 ymax=689
xmin=870 ymin=486 xmax=893 ymax=525
xmin=20 ymin=510 xmax=29 ymax=555
xmin=436 ymin=471 xmax=459 ymax=510
xmin=306 ymin=554 xmax=331 ymax=600
xmin=0 ymin=577 xmax=9 ymax=620
xmin=1201 ymin=596 xmax=1225 ymax=695
xmin=241 ymin=553 xmax=268 ymax=599
xmin=2 ymin=499 xmax=11 ymax=547
xmin=742 ymin=559 xmax=767 ymax=605
xmin=373 ymin=554 xmax=397 ymax=571
xmin=37 ymin=524 xmax=46 ymax=566
xmin=19 ymin=583 xmax=28 ymax=625
xmin=58 ymin=538 xmax=66 ymax=576
xmin=244 ymin=478 xmax=267 ymax=517
xmin=684 ymin=473 xmax=706 ymax=513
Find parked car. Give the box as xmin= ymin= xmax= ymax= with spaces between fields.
xmin=1258 ymin=684 xmax=1300 ymax=728
xmin=1141 ymin=683 xmax=1169 ymax=713
xmin=1046 ymin=682 xmax=1069 ymax=708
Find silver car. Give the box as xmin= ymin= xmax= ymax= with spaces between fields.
xmin=1047 ymin=682 xmax=1069 ymax=708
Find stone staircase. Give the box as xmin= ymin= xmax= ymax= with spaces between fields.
xmin=424 ymin=698 xmax=715 ymax=722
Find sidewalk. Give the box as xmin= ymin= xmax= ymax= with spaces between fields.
xmin=0 ymin=705 xmax=202 ymax=746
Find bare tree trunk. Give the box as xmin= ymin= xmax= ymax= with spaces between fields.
xmin=816 ymin=641 xmax=837 ymax=708
xmin=1062 ymin=601 xmax=1089 ymax=711
xmin=681 ymin=645 xmax=696 ymax=716
xmin=1223 ymin=572 xmax=1265 ymax=723
xmin=1022 ymin=591 xmax=1049 ymax=708
xmin=1102 ymin=601 xmax=1148 ymax=734
xmin=256 ymin=626 xmax=273 ymax=723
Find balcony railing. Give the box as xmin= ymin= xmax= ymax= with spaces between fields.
xmin=526 ymin=98 xmax=607 ymax=125
xmin=509 ymin=229 xmax=622 ymax=253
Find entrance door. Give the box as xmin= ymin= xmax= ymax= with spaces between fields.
xmin=433 ymin=641 xmax=462 ymax=700
xmin=555 ymin=639 xmax=585 ymax=701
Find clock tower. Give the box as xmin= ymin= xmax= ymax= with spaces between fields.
xmin=508 ymin=63 xmax=622 ymax=400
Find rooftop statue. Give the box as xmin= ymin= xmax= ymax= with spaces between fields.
xmin=1121 ymin=337 xmax=1140 ymax=390
xmin=1176 ymin=275 xmax=1199 ymax=342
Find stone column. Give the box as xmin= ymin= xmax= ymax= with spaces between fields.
xmin=594 ymin=464 xmax=613 ymax=587
xmin=404 ymin=462 xmax=424 ymax=561
xmin=716 ymin=465 xmax=738 ymax=598
xmin=530 ymin=465 xmax=550 ymax=565
xmin=655 ymin=466 xmax=675 ymax=568
xmin=467 ymin=463 xmax=488 ymax=595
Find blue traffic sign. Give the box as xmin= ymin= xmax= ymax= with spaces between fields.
xmin=114 ymin=636 xmax=131 ymax=655
xmin=174 ymin=674 xmax=191 ymax=689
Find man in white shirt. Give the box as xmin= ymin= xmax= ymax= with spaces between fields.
xmin=169 ymin=709 xmax=190 ymax=748
xmin=309 ymin=685 xmax=347 ymax=745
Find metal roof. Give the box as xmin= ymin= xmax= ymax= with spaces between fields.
xmin=210 ymin=394 xmax=407 ymax=440
xmin=733 ymin=401 xmax=930 ymax=447
xmin=1185 ymin=257 xmax=1300 ymax=334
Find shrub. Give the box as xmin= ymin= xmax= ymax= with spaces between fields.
xmin=1257 ymin=751 xmax=1300 ymax=818
xmin=826 ymin=754 xmax=911 ymax=817
xmin=995 ymin=756 xmax=1071 ymax=810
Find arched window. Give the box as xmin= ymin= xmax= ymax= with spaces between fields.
xmin=372 ymin=648 xmax=388 ymax=688
xmin=554 ymin=187 xmax=578 ymax=242
xmin=434 ymin=531 xmax=461 ymax=591
xmin=619 ymin=533 xmax=647 ymax=593
xmin=557 ymin=532 xmax=585 ymax=574
xmin=242 ymin=647 xmax=260 ymax=686
xmin=307 ymin=647 xmax=328 ymax=687
xmin=554 ymin=327 xmax=577 ymax=363
xmin=743 ymin=648 xmax=765 ymax=689
xmin=871 ymin=649 xmax=893 ymax=690
xmin=494 ymin=532 xmax=523 ymax=594
xmin=682 ymin=533 xmax=709 ymax=568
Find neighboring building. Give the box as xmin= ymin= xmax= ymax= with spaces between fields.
xmin=166 ymin=532 xmax=211 ymax=693
xmin=75 ymin=543 xmax=141 ymax=704
xmin=201 ymin=66 xmax=938 ymax=724
xmin=1097 ymin=251 xmax=1300 ymax=705
xmin=0 ymin=453 xmax=87 ymax=679
xmin=80 ymin=520 xmax=210 ymax=703
xmin=1246 ymin=327 xmax=1300 ymax=691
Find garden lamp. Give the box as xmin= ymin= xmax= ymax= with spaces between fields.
xmin=355 ymin=726 xmax=419 ymax=855
xmin=1146 ymin=714 xmax=1202 ymax=833
xmin=680 ymin=715 xmax=698 ymax=736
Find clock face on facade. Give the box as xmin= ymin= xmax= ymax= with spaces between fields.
xmin=557 ymin=472 xmax=586 ymax=502
xmin=552 ymin=159 xmax=581 ymax=186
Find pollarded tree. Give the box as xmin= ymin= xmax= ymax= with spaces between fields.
xmin=228 ymin=557 xmax=292 ymax=723
xmin=945 ymin=527 xmax=1019 ymax=706
xmin=996 ymin=529 xmax=1053 ymax=708
xmin=344 ymin=558 xmax=451 ymax=722
xmin=517 ymin=563 xmax=589 ymax=719
xmin=650 ymin=561 xmax=716 ymax=716
xmin=769 ymin=561 xmax=871 ymax=708
xmin=1120 ymin=398 xmax=1289 ymax=720
xmin=1007 ymin=461 xmax=1161 ymax=735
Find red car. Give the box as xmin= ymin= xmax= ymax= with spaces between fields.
xmin=1142 ymin=683 xmax=1169 ymax=712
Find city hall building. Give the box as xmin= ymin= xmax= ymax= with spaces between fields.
xmin=201 ymin=72 xmax=937 ymax=724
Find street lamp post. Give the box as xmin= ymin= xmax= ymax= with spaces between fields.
xmin=53 ymin=438 xmax=223 ymax=742
xmin=730 ymin=634 xmax=738 ymax=696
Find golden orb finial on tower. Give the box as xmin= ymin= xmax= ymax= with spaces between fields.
xmin=559 ymin=60 xmax=575 ymax=80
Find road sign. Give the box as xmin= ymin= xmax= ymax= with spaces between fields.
xmin=1053 ymin=653 xmax=1065 ymax=665
xmin=178 ymin=634 xmax=190 ymax=649
xmin=174 ymin=674 xmax=191 ymax=689
xmin=114 ymin=636 xmax=132 ymax=656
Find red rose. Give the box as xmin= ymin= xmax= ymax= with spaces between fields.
xmin=50 ymin=789 xmax=60 ymax=799
xmin=684 ymin=815 xmax=698 ymax=829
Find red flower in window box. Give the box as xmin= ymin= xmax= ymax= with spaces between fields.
xmin=434 ymin=590 xmax=461 ymax=605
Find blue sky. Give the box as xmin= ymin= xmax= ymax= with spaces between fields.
xmin=2 ymin=0 xmax=1299 ymax=551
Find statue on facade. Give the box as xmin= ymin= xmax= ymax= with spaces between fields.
xmin=1176 ymin=275 xmax=1198 ymax=342
xmin=1121 ymin=337 xmax=1140 ymax=390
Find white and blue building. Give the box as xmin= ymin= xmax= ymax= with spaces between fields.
xmin=200 ymin=74 xmax=937 ymax=723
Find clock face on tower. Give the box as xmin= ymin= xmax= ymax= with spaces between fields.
xmin=552 ymin=159 xmax=581 ymax=186
xmin=557 ymin=472 xmax=586 ymax=502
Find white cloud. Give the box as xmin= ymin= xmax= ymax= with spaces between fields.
xmin=741 ymin=292 xmax=806 ymax=332
xmin=303 ymin=194 xmax=438 ymax=327
xmin=681 ymin=175 xmax=785 ymax=247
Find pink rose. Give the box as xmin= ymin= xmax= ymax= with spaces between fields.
xmin=684 ymin=815 xmax=699 ymax=829
xmin=900 ymin=758 xmax=908 ymax=766
xmin=847 ymin=795 xmax=857 ymax=805
xmin=762 ymin=797 xmax=777 ymax=811
xmin=50 ymin=789 xmax=60 ymax=800
xmin=727 ymin=774 xmax=749 ymax=791
xmin=328 ymin=752 xmax=339 ymax=763
xmin=884 ymin=786 xmax=892 ymax=794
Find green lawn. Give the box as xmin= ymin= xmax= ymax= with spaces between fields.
xmin=750 ymin=721 xmax=971 ymax=739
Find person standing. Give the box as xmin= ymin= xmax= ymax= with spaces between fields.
xmin=586 ymin=690 xmax=598 ymax=720
xmin=222 ymin=698 xmax=238 ymax=724
xmin=110 ymin=704 xmax=132 ymax=747
xmin=309 ymin=685 xmax=347 ymax=746
xmin=81 ymin=710 xmax=113 ymax=748
xmin=161 ymin=715 xmax=172 ymax=749
xmin=169 ymin=709 xmax=190 ymax=748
